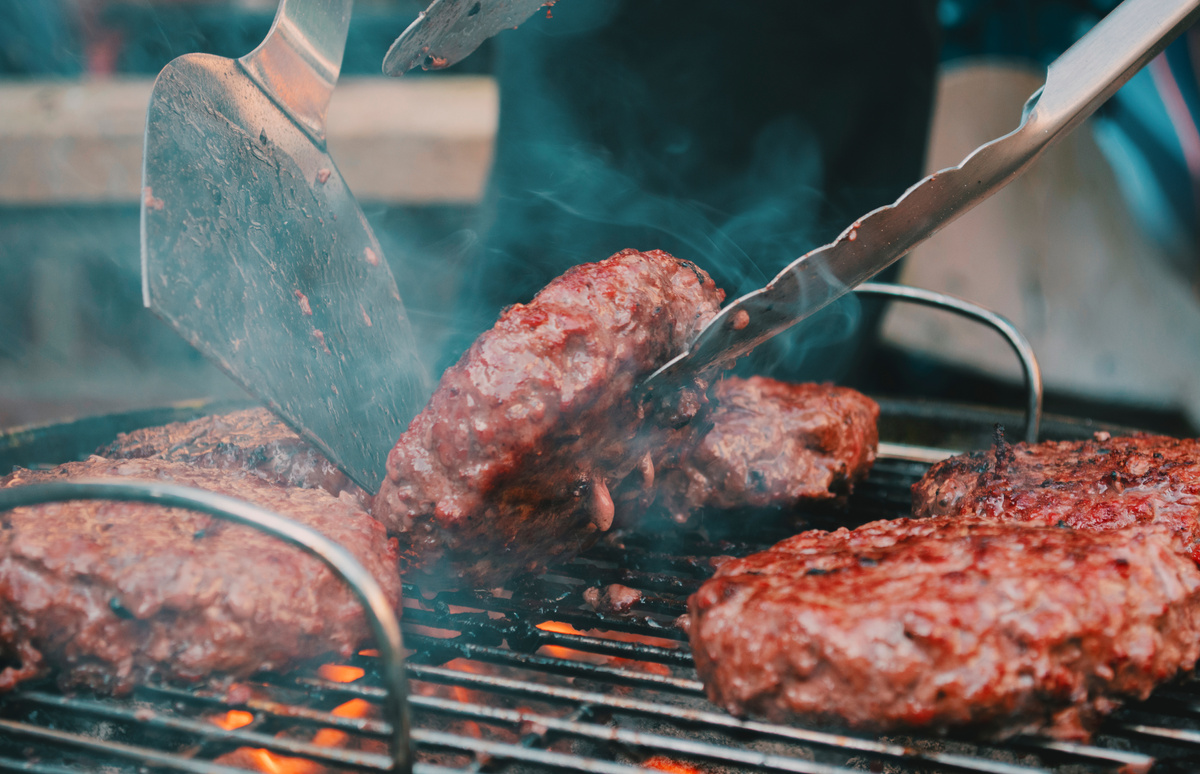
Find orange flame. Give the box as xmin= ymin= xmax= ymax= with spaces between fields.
xmin=535 ymin=621 xmax=590 ymax=660
xmin=316 ymin=664 xmax=364 ymax=683
xmin=535 ymin=620 xmax=672 ymax=675
xmin=240 ymin=748 xmax=324 ymax=774
xmin=224 ymin=700 xmax=373 ymax=774
xmin=310 ymin=698 xmax=373 ymax=748
xmin=439 ymin=658 xmax=487 ymax=738
xmin=642 ymin=755 xmax=704 ymax=774
xmin=213 ymin=710 xmax=254 ymax=731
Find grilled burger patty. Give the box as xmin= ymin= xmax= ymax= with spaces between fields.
xmin=688 ymin=517 xmax=1200 ymax=740
xmin=644 ymin=377 xmax=879 ymax=523
xmin=912 ymin=433 xmax=1200 ymax=559
xmin=99 ymin=407 xmax=358 ymax=499
xmin=373 ymin=249 xmax=725 ymax=590
xmin=0 ymin=457 xmax=400 ymax=695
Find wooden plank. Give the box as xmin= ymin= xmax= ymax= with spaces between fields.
xmin=0 ymin=76 xmax=496 ymax=205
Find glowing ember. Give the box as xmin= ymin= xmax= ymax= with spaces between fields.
xmin=219 ymin=744 xmax=324 ymax=772
xmin=642 ymin=755 xmax=705 ymax=774
xmin=240 ymin=748 xmax=323 ymax=774
xmin=536 ymin=620 xmax=582 ymax=636
xmin=217 ymin=698 xmax=375 ymax=774
xmin=316 ymin=664 xmax=364 ymax=683
xmin=213 ymin=709 xmax=254 ymax=730
xmin=534 ymin=620 xmax=673 ymax=675
xmin=310 ymin=698 xmax=373 ymax=748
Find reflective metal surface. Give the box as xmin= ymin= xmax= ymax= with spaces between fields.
xmin=383 ymin=0 xmax=551 ymax=75
xmin=856 ymin=283 xmax=1043 ymax=443
xmin=643 ymin=0 xmax=1200 ymax=393
xmin=141 ymin=0 xmax=431 ymax=493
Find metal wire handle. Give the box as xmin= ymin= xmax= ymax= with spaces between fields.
xmin=0 ymin=480 xmax=412 ymax=774
xmin=856 ymin=282 xmax=1043 ymax=443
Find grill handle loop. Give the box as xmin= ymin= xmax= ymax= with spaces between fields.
xmin=856 ymin=282 xmax=1043 ymax=444
xmin=0 ymin=480 xmax=412 ymax=774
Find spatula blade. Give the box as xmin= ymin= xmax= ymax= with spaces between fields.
xmin=141 ymin=53 xmax=430 ymax=493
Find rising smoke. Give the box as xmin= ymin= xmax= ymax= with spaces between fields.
xmin=440 ymin=0 xmax=941 ymax=384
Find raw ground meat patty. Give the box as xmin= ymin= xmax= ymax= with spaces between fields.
xmin=373 ymin=249 xmax=724 ymax=590
xmin=647 ymin=377 xmax=879 ymax=522
xmin=98 ymin=408 xmax=357 ymax=498
xmin=0 ymin=457 xmax=401 ymax=695
xmin=688 ymin=517 xmax=1200 ymax=741
xmin=912 ymin=433 xmax=1200 ymax=559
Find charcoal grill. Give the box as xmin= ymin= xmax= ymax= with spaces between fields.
xmin=1 ymin=287 xmax=1196 ymax=774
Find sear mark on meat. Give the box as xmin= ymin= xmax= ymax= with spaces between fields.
xmin=633 ymin=377 xmax=879 ymax=525
xmin=98 ymin=408 xmax=360 ymax=500
xmin=0 ymin=457 xmax=400 ymax=696
xmin=688 ymin=517 xmax=1200 ymax=741
xmin=372 ymin=249 xmax=724 ymax=591
xmin=912 ymin=433 xmax=1200 ymax=559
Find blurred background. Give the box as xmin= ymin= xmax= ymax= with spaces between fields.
xmin=0 ymin=0 xmax=1197 ymax=434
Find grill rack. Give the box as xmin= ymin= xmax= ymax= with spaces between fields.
xmin=0 ymin=284 xmax=1194 ymax=773
xmin=3 ymin=459 xmax=1200 ymax=774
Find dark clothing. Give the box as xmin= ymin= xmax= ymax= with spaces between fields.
xmin=447 ymin=0 xmax=940 ymax=381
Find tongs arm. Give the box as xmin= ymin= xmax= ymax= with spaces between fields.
xmin=643 ymin=0 xmax=1200 ymax=393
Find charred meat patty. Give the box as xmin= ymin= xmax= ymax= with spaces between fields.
xmin=913 ymin=433 xmax=1200 ymax=558
xmin=98 ymin=408 xmax=358 ymax=499
xmin=645 ymin=377 xmax=878 ymax=523
xmin=688 ymin=517 xmax=1200 ymax=741
xmin=0 ymin=457 xmax=401 ymax=695
xmin=373 ymin=249 xmax=725 ymax=590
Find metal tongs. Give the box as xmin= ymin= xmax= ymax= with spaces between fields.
xmin=643 ymin=0 xmax=1200 ymax=394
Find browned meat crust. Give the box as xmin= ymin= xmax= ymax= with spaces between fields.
xmin=647 ymin=377 xmax=878 ymax=522
xmin=0 ymin=457 xmax=401 ymax=695
xmin=98 ymin=408 xmax=358 ymax=499
xmin=912 ymin=433 xmax=1200 ymax=559
xmin=688 ymin=518 xmax=1200 ymax=741
xmin=373 ymin=249 xmax=724 ymax=590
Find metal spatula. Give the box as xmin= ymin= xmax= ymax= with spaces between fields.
xmin=643 ymin=0 xmax=1200 ymax=394
xmin=141 ymin=0 xmax=430 ymax=493
xmin=382 ymin=0 xmax=552 ymax=75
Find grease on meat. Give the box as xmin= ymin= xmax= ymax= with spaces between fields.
xmin=688 ymin=517 xmax=1200 ymax=740
xmin=0 ymin=457 xmax=400 ymax=695
xmin=372 ymin=249 xmax=725 ymax=590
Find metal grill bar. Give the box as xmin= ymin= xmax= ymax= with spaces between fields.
xmin=855 ymin=283 xmax=1044 ymax=443
xmin=0 ymin=719 xmax=256 ymax=774
xmin=11 ymin=692 xmax=393 ymax=770
xmin=1 ymin=366 xmax=1191 ymax=774
xmin=0 ymin=756 xmax=120 ymax=774
xmin=403 ymin=634 xmax=705 ymax=693
xmin=407 ymin=697 xmax=866 ymax=774
xmin=3 ymin=456 xmax=1180 ymax=774
xmin=303 ymin=670 xmax=1062 ymax=774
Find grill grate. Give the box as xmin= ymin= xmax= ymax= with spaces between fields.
xmin=3 ymin=458 xmax=1200 ymax=774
